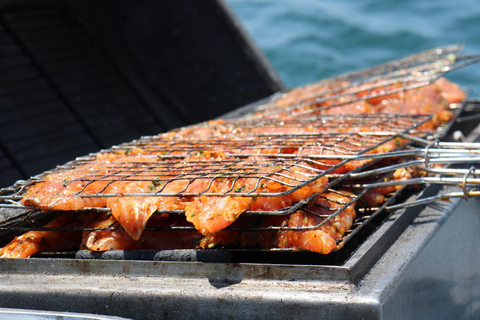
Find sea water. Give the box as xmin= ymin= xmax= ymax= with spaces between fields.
xmin=227 ymin=0 xmax=480 ymax=97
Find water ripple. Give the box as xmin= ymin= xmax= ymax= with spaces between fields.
xmin=227 ymin=0 xmax=480 ymax=96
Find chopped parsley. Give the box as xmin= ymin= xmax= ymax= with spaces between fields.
xmin=234 ymin=185 xmax=246 ymax=193
xmin=149 ymin=178 xmax=163 ymax=191
xmin=157 ymin=151 xmax=169 ymax=160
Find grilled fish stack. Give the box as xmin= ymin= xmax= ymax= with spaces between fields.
xmin=0 ymin=77 xmax=466 ymax=258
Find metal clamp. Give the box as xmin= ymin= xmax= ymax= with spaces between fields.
xmin=462 ymin=166 xmax=477 ymax=200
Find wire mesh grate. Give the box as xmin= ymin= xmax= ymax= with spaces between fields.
xmin=0 ymin=113 xmax=432 ymax=202
xmin=0 ymin=45 xmax=478 ymax=257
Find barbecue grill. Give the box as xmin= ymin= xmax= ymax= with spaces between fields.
xmin=1 ymin=1 xmax=480 ymax=319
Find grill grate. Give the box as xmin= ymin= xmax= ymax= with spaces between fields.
xmin=1 ymin=113 xmax=431 ymax=201
xmin=0 ymin=111 xmax=446 ymax=255
xmin=0 ymin=45 xmax=478 ymax=258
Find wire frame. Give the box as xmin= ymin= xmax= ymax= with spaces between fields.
xmin=0 ymin=114 xmax=431 ymax=203
xmin=0 ymin=45 xmax=476 ymax=257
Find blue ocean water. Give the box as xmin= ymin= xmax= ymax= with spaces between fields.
xmin=226 ymin=0 xmax=480 ymax=97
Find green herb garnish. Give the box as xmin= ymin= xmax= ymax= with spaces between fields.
xmin=149 ymin=178 xmax=162 ymax=191
xmin=234 ymin=185 xmax=246 ymax=193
